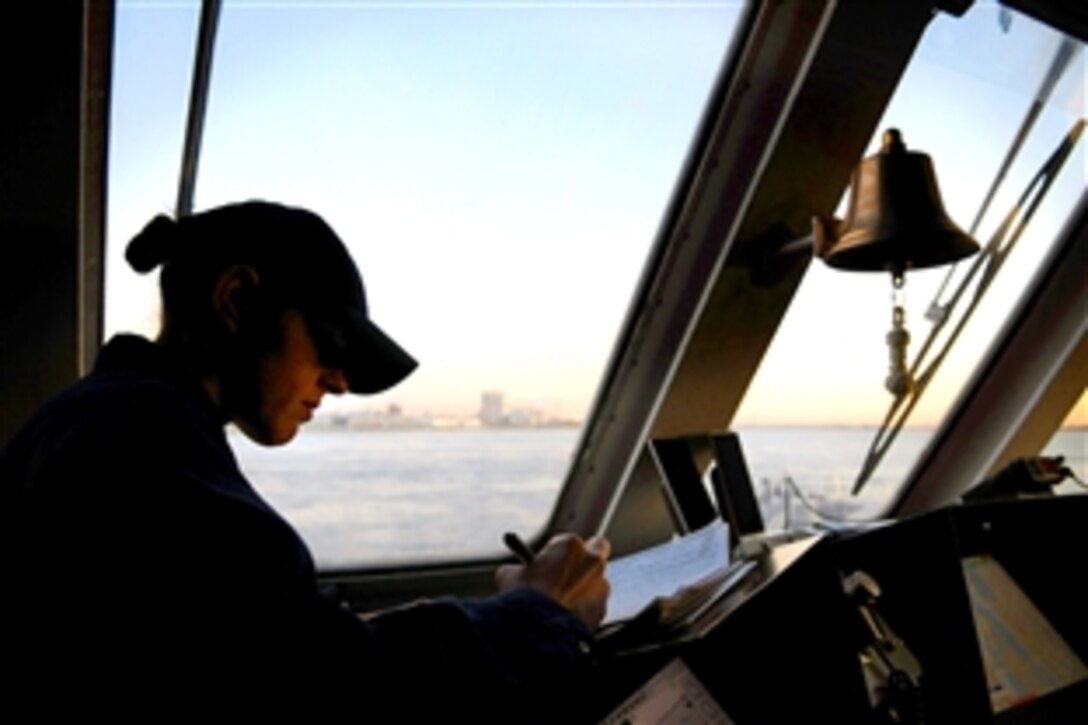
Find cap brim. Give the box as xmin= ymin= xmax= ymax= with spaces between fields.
xmin=343 ymin=316 xmax=418 ymax=394
xmin=308 ymin=312 xmax=417 ymax=394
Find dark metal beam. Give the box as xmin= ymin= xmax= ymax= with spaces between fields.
xmin=79 ymin=0 xmax=115 ymax=375
xmin=176 ymin=0 xmax=222 ymax=217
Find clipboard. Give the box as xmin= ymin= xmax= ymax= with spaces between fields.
xmin=594 ymin=520 xmax=758 ymax=650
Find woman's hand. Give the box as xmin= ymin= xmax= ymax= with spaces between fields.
xmin=495 ymin=533 xmax=611 ymax=630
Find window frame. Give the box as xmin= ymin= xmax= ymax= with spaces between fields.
xmin=85 ymin=0 xmax=1085 ymax=609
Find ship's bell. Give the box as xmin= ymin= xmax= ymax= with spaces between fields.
xmin=815 ymin=129 xmax=979 ymax=275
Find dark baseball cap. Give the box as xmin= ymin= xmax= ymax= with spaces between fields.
xmin=126 ymin=200 xmax=417 ymax=394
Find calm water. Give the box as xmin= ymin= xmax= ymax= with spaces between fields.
xmin=231 ymin=426 xmax=1087 ymax=569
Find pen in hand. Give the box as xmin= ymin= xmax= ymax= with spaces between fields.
xmin=503 ymin=531 xmax=535 ymax=565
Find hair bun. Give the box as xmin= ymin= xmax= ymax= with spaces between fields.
xmin=125 ymin=214 xmax=179 ymax=273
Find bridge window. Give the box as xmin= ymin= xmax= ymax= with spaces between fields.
xmin=735 ymin=4 xmax=1085 ymax=527
xmin=105 ymin=1 xmax=744 ymax=568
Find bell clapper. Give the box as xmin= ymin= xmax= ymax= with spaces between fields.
xmin=885 ymin=273 xmax=913 ymax=398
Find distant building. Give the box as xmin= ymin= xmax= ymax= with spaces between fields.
xmin=480 ymin=391 xmax=504 ymax=427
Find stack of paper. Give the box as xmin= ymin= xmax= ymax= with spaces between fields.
xmin=601 ymin=520 xmax=752 ymax=631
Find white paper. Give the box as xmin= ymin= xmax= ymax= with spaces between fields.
xmin=600 ymin=658 xmax=735 ymax=724
xmin=603 ymin=520 xmax=731 ymax=626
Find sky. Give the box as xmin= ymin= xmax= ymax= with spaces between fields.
xmin=105 ymin=1 xmax=1086 ymax=429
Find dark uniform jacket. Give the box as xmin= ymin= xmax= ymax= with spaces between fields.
xmin=1 ymin=335 xmax=596 ymax=720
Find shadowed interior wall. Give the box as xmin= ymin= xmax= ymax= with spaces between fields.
xmin=0 ymin=5 xmax=85 ymax=443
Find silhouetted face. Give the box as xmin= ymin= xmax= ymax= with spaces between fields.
xmin=227 ymin=308 xmax=348 ymax=445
